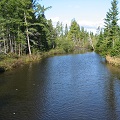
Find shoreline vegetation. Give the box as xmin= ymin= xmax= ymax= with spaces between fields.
xmin=106 ymin=55 xmax=120 ymax=67
xmin=0 ymin=0 xmax=120 ymax=73
xmin=0 ymin=48 xmax=91 ymax=73
xmin=95 ymin=0 xmax=120 ymax=67
xmin=0 ymin=49 xmax=120 ymax=73
xmin=0 ymin=1 xmax=95 ymax=73
xmin=0 ymin=49 xmax=66 ymax=73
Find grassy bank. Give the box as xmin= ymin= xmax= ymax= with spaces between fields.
xmin=106 ymin=55 xmax=120 ymax=67
xmin=0 ymin=48 xmax=90 ymax=72
xmin=0 ymin=48 xmax=66 ymax=72
xmin=0 ymin=54 xmax=42 ymax=71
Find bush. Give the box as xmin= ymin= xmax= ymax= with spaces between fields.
xmin=61 ymin=40 xmax=74 ymax=53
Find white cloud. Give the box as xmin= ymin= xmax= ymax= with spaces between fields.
xmin=51 ymin=17 xmax=60 ymax=22
xmin=50 ymin=17 xmax=104 ymax=34
xmin=62 ymin=20 xmax=71 ymax=26
xmin=50 ymin=17 xmax=60 ymax=26
xmin=78 ymin=20 xmax=104 ymax=29
xmin=50 ymin=17 xmax=71 ymax=27
xmin=77 ymin=20 xmax=104 ymax=34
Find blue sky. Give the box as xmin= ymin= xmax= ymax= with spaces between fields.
xmin=40 ymin=0 xmax=120 ymax=33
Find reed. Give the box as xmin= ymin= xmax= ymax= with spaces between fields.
xmin=0 ymin=48 xmax=66 ymax=72
xmin=106 ymin=55 xmax=120 ymax=66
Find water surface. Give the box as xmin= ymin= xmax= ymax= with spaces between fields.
xmin=0 ymin=52 xmax=120 ymax=120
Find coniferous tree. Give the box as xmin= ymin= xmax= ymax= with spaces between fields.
xmin=104 ymin=0 xmax=119 ymax=54
xmin=0 ymin=0 xmax=53 ymax=55
xmin=96 ymin=0 xmax=120 ymax=56
xmin=67 ymin=19 xmax=80 ymax=45
xmin=64 ymin=24 xmax=68 ymax=37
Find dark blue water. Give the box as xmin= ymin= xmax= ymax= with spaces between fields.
xmin=0 ymin=52 xmax=120 ymax=120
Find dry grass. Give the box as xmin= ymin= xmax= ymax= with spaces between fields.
xmin=106 ymin=55 xmax=120 ymax=66
xmin=0 ymin=49 xmax=66 ymax=72
xmin=0 ymin=54 xmax=42 ymax=71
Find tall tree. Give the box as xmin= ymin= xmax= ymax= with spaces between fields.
xmin=67 ymin=19 xmax=80 ymax=45
xmin=104 ymin=0 xmax=119 ymax=49
xmin=64 ymin=24 xmax=68 ymax=37
xmin=96 ymin=0 xmax=120 ymax=56
xmin=35 ymin=4 xmax=52 ymax=18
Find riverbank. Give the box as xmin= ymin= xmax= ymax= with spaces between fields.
xmin=0 ymin=49 xmax=66 ymax=72
xmin=106 ymin=55 xmax=120 ymax=67
xmin=0 ymin=54 xmax=41 ymax=72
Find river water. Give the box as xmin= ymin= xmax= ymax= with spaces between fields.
xmin=0 ymin=52 xmax=120 ymax=120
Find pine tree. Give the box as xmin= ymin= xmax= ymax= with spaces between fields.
xmin=104 ymin=0 xmax=119 ymax=49
xmin=67 ymin=19 xmax=80 ymax=45
xmin=96 ymin=0 xmax=120 ymax=56
xmin=64 ymin=24 xmax=68 ymax=37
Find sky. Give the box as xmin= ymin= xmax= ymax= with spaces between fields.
xmin=40 ymin=0 xmax=120 ymax=34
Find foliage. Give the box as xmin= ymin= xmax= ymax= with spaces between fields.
xmin=0 ymin=0 xmax=55 ymax=56
xmin=0 ymin=0 xmax=95 ymax=60
xmin=110 ymin=41 xmax=120 ymax=56
xmin=54 ymin=19 xmax=93 ymax=53
xmin=95 ymin=0 xmax=120 ymax=56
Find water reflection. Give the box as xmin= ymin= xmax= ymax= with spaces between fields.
xmin=106 ymin=65 xmax=120 ymax=120
xmin=0 ymin=52 xmax=120 ymax=120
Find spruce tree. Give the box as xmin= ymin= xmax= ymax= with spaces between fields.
xmin=67 ymin=19 xmax=80 ymax=45
xmin=64 ymin=24 xmax=68 ymax=37
xmin=104 ymin=0 xmax=119 ymax=50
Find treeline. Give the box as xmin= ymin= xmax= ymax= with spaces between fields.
xmin=0 ymin=0 xmax=95 ymax=57
xmin=96 ymin=0 xmax=120 ymax=57
xmin=55 ymin=20 xmax=95 ymax=53
xmin=0 ymin=0 xmax=54 ymax=56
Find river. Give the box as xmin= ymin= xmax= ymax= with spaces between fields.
xmin=0 ymin=52 xmax=120 ymax=120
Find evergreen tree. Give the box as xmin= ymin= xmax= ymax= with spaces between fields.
xmin=0 ymin=0 xmax=53 ymax=54
xmin=96 ymin=0 xmax=120 ymax=56
xmin=67 ymin=19 xmax=80 ymax=45
xmin=104 ymin=0 xmax=119 ymax=51
xmin=64 ymin=24 xmax=68 ymax=37
xmin=47 ymin=19 xmax=57 ymax=49
xmin=55 ymin=21 xmax=64 ymax=37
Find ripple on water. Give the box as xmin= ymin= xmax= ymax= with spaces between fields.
xmin=0 ymin=52 xmax=120 ymax=120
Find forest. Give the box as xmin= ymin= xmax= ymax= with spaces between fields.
xmin=96 ymin=0 xmax=120 ymax=57
xmin=0 ymin=0 xmax=94 ymax=56
xmin=0 ymin=0 xmax=120 ymax=70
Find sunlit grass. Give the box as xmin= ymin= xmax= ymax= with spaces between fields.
xmin=0 ymin=48 xmax=67 ymax=71
xmin=106 ymin=55 xmax=120 ymax=66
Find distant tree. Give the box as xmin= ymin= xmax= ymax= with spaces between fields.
xmin=64 ymin=24 xmax=68 ymax=37
xmin=55 ymin=21 xmax=64 ymax=37
xmin=79 ymin=27 xmax=89 ymax=48
xmin=47 ymin=19 xmax=57 ymax=49
xmin=67 ymin=19 xmax=80 ymax=45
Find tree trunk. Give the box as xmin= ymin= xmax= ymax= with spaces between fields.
xmin=3 ymin=39 xmax=6 ymax=54
xmin=18 ymin=44 xmax=21 ymax=56
xmin=24 ymin=12 xmax=31 ymax=55
xmin=9 ymin=33 xmax=12 ymax=53
xmin=6 ymin=39 xmax=9 ymax=53
xmin=2 ymin=26 xmax=6 ymax=53
xmin=20 ymin=43 xmax=22 ymax=55
xmin=14 ymin=41 xmax=17 ymax=54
